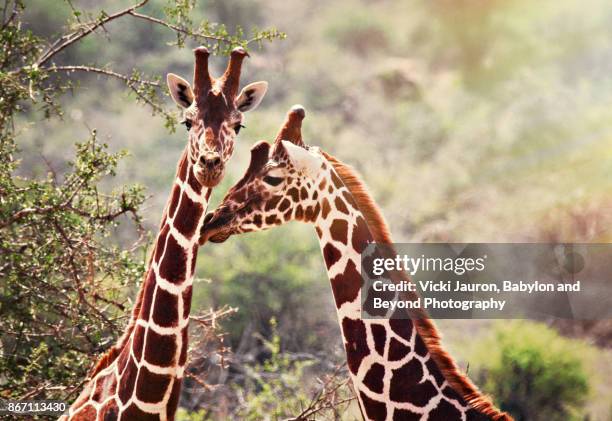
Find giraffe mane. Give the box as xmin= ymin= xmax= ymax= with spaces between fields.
xmin=322 ymin=151 xmax=512 ymax=421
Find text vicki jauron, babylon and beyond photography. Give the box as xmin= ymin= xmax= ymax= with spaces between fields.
xmin=370 ymin=279 xmax=582 ymax=294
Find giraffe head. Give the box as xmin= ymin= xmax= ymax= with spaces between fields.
xmin=167 ymin=46 xmax=268 ymax=187
xmin=200 ymin=105 xmax=331 ymax=243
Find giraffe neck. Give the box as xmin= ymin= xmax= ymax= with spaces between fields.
xmin=66 ymin=148 xmax=208 ymax=421
xmin=310 ymin=156 xmax=506 ymax=421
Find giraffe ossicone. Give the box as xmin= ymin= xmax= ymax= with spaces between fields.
xmin=62 ymin=47 xmax=267 ymax=421
xmin=200 ymin=106 xmax=513 ymax=421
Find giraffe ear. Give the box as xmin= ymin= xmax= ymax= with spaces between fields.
xmin=236 ymin=81 xmax=268 ymax=112
xmin=167 ymin=73 xmax=194 ymax=108
xmin=281 ymin=140 xmax=322 ymax=178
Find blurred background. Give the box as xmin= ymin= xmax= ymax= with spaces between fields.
xmin=7 ymin=0 xmax=612 ymax=419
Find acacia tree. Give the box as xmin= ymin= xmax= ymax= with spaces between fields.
xmin=0 ymin=0 xmax=283 ymax=407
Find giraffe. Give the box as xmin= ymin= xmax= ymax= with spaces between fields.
xmin=61 ymin=46 xmax=267 ymax=421
xmin=199 ymin=106 xmax=513 ymax=421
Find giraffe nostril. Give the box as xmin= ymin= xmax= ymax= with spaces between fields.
xmin=200 ymin=154 xmax=222 ymax=169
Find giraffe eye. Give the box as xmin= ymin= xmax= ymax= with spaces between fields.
xmin=234 ymin=123 xmax=245 ymax=134
xmin=262 ymin=175 xmax=283 ymax=186
xmin=182 ymin=119 xmax=192 ymax=130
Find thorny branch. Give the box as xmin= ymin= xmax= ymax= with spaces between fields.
xmin=1 ymin=0 xmax=18 ymax=31
xmin=128 ymin=11 xmax=284 ymax=46
xmin=46 ymin=64 xmax=173 ymax=118
xmin=0 ymin=191 xmax=140 ymax=229
xmin=184 ymin=306 xmax=237 ymax=390
xmin=286 ymin=364 xmax=355 ymax=421
xmin=36 ymin=0 xmax=150 ymax=67
xmin=129 ymin=10 xmax=229 ymax=43
xmin=47 ymin=65 xmax=160 ymax=87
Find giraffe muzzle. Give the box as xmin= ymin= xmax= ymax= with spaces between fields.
xmin=195 ymin=152 xmax=225 ymax=187
xmin=200 ymin=209 xmax=235 ymax=244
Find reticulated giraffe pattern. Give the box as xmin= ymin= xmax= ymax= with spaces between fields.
xmin=200 ymin=106 xmax=512 ymax=421
xmin=61 ymin=46 xmax=267 ymax=421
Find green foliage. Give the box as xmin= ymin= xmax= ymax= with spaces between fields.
xmin=232 ymin=318 xmax=314 ymax=420
xmin=195 ymin=223 xmax=333 ymax=352
xmin=2 ymin=0 xmax=285 ymax=131
xmin=0 ymin=131 xmax=147 ymax=401
xmin=176 ymin=408 xmax=209 ymax=421
xmin=162 ymin=0 xmax=285 ymax=53
xmin=175 ymin=319 xmax=331 ymax=421
xmin=472 ymin=321 xmax=590 ymax=421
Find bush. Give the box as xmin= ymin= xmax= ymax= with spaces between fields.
xmin=194 ymin=224 xmax=336 ymax=354
xmin=231 ymin=318 xmax=354 ymax=421
xmin=473 ymin=321 xmax=589 ymax=421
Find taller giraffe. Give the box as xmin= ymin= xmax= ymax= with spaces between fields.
xmin=62 ymin=47 xmax=267 ymax=421
xmin=199 ymin=106 xmax=512 ymax=421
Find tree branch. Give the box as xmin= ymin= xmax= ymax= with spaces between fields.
xmin=36 ymin=0 xmax=150 ymax=66
xmin=286 ymin=364 xmax=354 ymax=421
xmin=46 ymin=65 xmax=159 ymax=87
xmin=1 ymin=0 xmax=18 ymax=31
xmin=128 ymin=11 xmax=230 ymax=43
xmin=45 ymin=64 xmax=172 ymax=118
xmin=0 ymin=199 xmax=138 ymax=229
